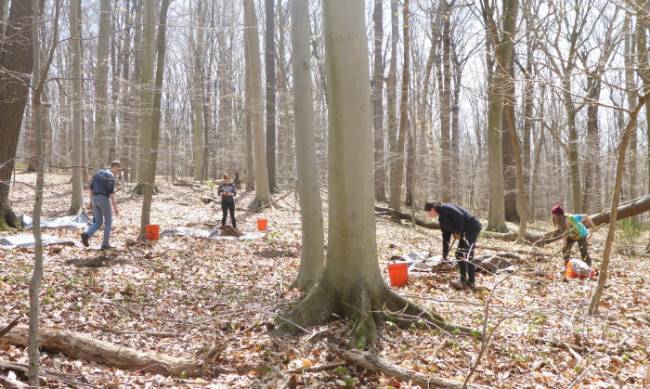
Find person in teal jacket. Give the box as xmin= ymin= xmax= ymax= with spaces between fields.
xmin=551 ymin=204 xmax=595 ymax=265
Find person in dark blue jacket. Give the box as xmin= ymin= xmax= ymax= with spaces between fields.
xmin=81 ymin=160 xmax=121 ymax=249
xmin=425 ymin=201 xmax=482 ymax=288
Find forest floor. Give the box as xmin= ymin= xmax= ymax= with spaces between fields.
xmin=1 ymin=173 xmax=649 ymax=388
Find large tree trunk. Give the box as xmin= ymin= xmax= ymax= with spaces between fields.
xmin=93 ymin=0 xmax=111 ymax=166
xmin=372 ymin=0 xmax=386 ymax=202
xmin=289 ymin=0 xmax=325 ymax=292
xmin=389 ymin=0 xmax=410 ymax=219
xmin=637 ymin=1 xmax=650 ymax=198
xmin=279 ymin=0 xmax=475 ymax=349
xmin=624 ymin=14 xmax=638 ymax=213
xmin=486 ymin=0 xmax=518 ymax=232
xmin=562 ymin=76 xmax=583 ymax=212
xmin=265 ymin=0 xmax=277 ymax=193
xmin=0 ymin=0 xmax=35 ymax=229
xmin=583 ymin=72 xmax=601 ymax=214
xmin=588 ymin=95 xmax=649 ymax=316
xmin=139 ymin=0 xmax=170 ymax=235
xmin=68 ymin=0 xmax=84 ymax=214
xmin=244 ymin=0 xmax=272 ymax=208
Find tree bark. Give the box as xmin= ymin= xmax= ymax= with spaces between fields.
xmin=372 ymin=0 xmax=386 ymax=202
xmin=289 ymin=0 xmax=325 ymax=291
xmin=0 ymin=0 xmax=35 ymax=230
xmin=93 ymin=0 xmax=111 ymax=166
xmin=265 ymin=0 xmax=277 ymax=192
xmin=438 ymin=0 xmax=452 ymax=203
xmin=486 ymin=0 xmax=518 ymax=232
xmin=278 ymin=0 xmax=475 ymax=348
xmin=1 ymin=325 xmax=205 ymax=378
xmin=68 ymin=0 xmax=84 ymax=214
xmin=386 ymin=0 xmax=399 ymax=205
xmin=190 ymin=0 xmax=205 ymax=181
xmin=389 ymin=0 xmax=410 ymax=219
xmin=502 ymin=48 xmax=518 ymax=222
xmin=139 ymin=0 xmax=170 ymax=235
xmin=28 ymin=1 xmax=43 ymax=383
xmin=244 ymin=0 xmax=272 ymax=208
xmin=588 ymin=94 xmax=650 ymax=316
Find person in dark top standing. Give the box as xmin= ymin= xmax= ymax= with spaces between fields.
xmin=425 ymin=201 xmax=482 ymax=289
xmin=81 ymin=160 xmax=121 ymax=249
xmin=217 ymin=173 xmax=237 ymax=228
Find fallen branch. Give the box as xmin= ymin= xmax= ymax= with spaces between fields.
xmin=287 ymin=361 xmax=346 ymax=374
xmin=0 ymin=317 xmax=20 ymax=339
xmin=0 ymin=359 xmax=89 ymax=387
xmin=0 ymin=325 xmax=204 ymax=377
xmin=341 ymin=350 xmax=486 ymax=389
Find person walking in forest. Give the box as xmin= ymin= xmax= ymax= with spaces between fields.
xmin=81 ymin=160 xmax=121 ymax=250
xmin=425 ymin=201 xmax=482 ymax=289
xmin=218 ymin=173 xmax=237 ymax=229
xmin=550 ymin=204 xmax=594 ymax=265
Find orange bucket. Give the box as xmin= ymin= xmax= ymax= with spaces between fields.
xmin=257 ymin=218 xmax=268 ymax=231
xmin=387 ymin=262 xmax=408 ymax=287
xmin=145 ymin=224 xmax=160 ymax=241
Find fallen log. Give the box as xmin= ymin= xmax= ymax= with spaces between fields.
xmin=0 ymin=359 xmax=88 ymax=387
xmin=589 ymin=194 xmax=650 ymax=226
xmin=0 ymin=325 xmax=204 ymax=377
xmin=341 ymin=350 xmax=486 ymax=389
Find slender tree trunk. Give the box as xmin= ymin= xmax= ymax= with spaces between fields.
xmin=583 ymin=73 xmax=601 ymax=213
xmin=486 ymin=0 xmax=518 ymax=232
xmin=502 ymin=50 xmax=518 ymax=222
xmin=289 ymin=0 xmax=325 ymax=291
xmin=191 ymin=0 xmax=205 ymax=181
xmin=386 ymin=0 xmax=398 ymax=204
xmin=94 ymin=0 xmax=111 ymax=166
xmin=0 ymin=0 xmax=35 ymax=229
xmin=28 ymin=2 xmax=43 ymax=384
xmin=624 ymin=13 xmax=638 ymax=213
xmin=588 ymin=95 xmax=649 ymax=316
xmin=372 ymin=0 xmax=386 ymax=202
xmin=637 ymin=1 xmax=650 ymax=196
xmin=450 ymin=38 xmax=462 ymax=203
xmin=389 ymin=0 xmax=409 ymax=219
xmin=244 ymin=0 xmax=271 ymax=207
xmin=139 ymin=0 xmax=170 ymax=234
xmin=265 ymin=0 xmax=277 ymax=192
xmin=438 ymin=0 xmax=452 ymax=202
xmin=69 ymin=0 xmax=84 ymax=214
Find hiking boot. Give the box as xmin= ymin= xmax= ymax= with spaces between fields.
xmin=81 ymin=233 xmax=90 ymax=247
xmin=100 ymin=245 xmax=115 ymax=251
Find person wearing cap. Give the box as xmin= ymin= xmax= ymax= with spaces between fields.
xmin=550 ymin=204 xmax=595 ymax=265
xmin=81 ymin=160 xmax=121 ymax=249
xmin=425 ymin=201 xmax=482 ymax=289
xmin=217 ymin=173 xmax=237 ymax=229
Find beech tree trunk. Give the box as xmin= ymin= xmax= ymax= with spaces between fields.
xmin=386 ymin=0 xmax=399 ymax=205
xmin=289 ymin=0 xmax=325 ymax=291
xmin=190 ymin=0 xmax=205 ymax=181
xmin=265 ymin=0 xmax=277 ymax=192
xmin=389 ymin=0 xmax=410 ymax=219
xmin=0 ymin=0 xmax=35 ymax=229
xmin=243 ymin=0 xmax=272 ymax=208
xmin=438 ymin=0 xmax=452 ymax=203
xmin=68 ymin=0 xmax=83 ymax=214
xmin=279 ymin=0 xmax=475 ymax=348
xmin=93 ymin=0 xmax=111 ymax=166
xmin=372 ymin=0 xmax=386 ymax=202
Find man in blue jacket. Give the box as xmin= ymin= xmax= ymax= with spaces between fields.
xmin=425 ymin=201 xmax=482 ymax=289
xmin=81 ymin=161 xmax=121 ymax=249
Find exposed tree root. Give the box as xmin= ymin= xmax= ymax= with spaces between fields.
xmin=131 ymin=183 xmax=160 ymax=196
xmin=341 ymin=350 xmax=487 ymax=388
xmin=0 ymin=209 xmax=20 ymax=231
xmin=275 ymin=277 xmax=480 ymax=349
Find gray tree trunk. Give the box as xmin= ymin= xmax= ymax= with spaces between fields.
xmin=289 ymin=0 xmax=325 ymax=291
xmin=93 ymin=0 xmax=111 ymax=166
xmin=69 ymin=0 xmax=84 ymax=214
xmin=372 ymin=0 xmax=386 ymax=202
xmin=265 ymin=0 xmax=277 ymax=192
xmin=244 ymin=0 xmax=271 ymax=207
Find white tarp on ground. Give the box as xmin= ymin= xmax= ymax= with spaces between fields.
xmin=160 ymin=227 xmax=264 ymax=241
xmin=391 ymin=251 xmax=516 ymax=274
xmin=20 ymin=213 xmax=91 ymax=230
xmin=0 ymin=234 xmax=76 ymax=249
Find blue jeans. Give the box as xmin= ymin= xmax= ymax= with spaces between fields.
xmin=85 ymin=194 xmax=112 ymax=248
